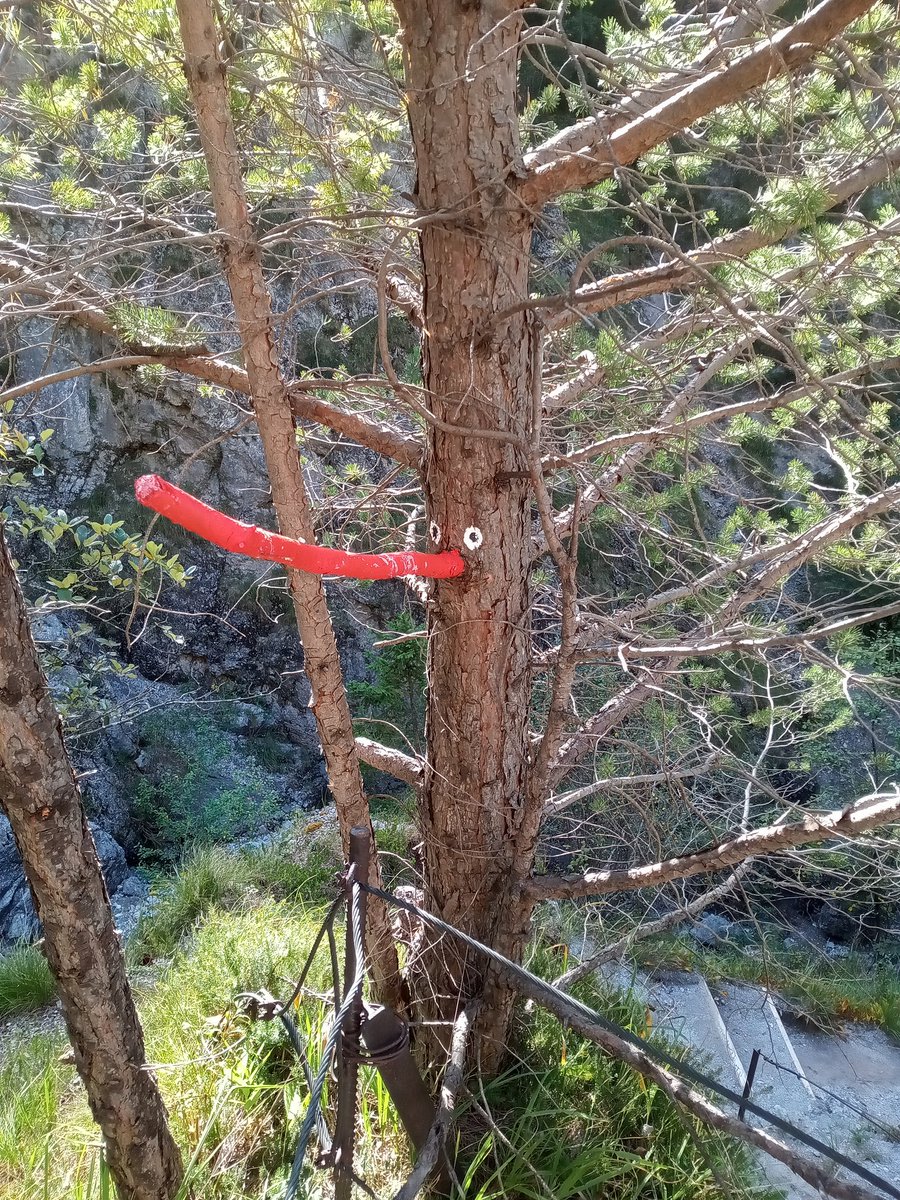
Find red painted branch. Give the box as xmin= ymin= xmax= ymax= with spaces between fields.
xmin=135 ymin=475 xmax=465 ymax=580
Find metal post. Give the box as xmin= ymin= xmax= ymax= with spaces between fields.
xmin=738 ymin=1048 xmax=761 ymax=1122
xmin=360 ymin=1006 xmax=436 ymax=1151
xmin=333 ymin=827 xmax=370 ymax=1200
xmin=361 ymin=1006 xmax=451 ymax=1195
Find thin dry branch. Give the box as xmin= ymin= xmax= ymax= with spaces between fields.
xmin=542 ymin=351 xmax=605 ymax=410
xmin=542 ymin=356 xmax=900 ymax=470
xmin=549 ymin=679 xmax=656 ymax=788
xmin=525 ymin=790 xmax=900 ymax=901
xmin=569 ymin=598 xmax=900 ymax=665
xmin=390 ymin=1003 xmax=475 ymax=1200
xmin=544 ymin=753 xmax=720 ymax=816
xmin=0 ymin=244 xmax=422 ymax=469
xmin=354 ymin=737 xmax=424 ymax=790
xmin=603 ymin=479 xmax=900 ymax=631
xmin=552 ymin=864 xmax=751 ymax=989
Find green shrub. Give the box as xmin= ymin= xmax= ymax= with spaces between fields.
xmin=0 ymin=945 xmax=56 ymax=1017
xmin=131 ymin=712 xmax=280 ymax=864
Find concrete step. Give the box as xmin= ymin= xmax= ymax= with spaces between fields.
xmin=584 ymin=957 xmax=900 ymax=1198
xmin=781 ymin=1015 xmax=900 ymax=1193
xmin=711 ymin=983 xmax=827 ymax=1200
xmin=644 ymin=970 xmax=745 ymax=1090
xmin=711 ymin=983 xmax=816 ymax=1117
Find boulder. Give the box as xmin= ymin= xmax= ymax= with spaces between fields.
xmin=0 ymin=816 xmax=128 ymax=944
xmin=689 ymin=912 xmax=733 ymax=947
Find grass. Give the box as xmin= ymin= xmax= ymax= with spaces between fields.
xmin=0 ymin=839 xmax=770 ymax=1200
xmin=1 ymin=866 xmax=408 ymax=1200
xmin=456 ymin=949 xmax=772 ymax=1200
xmin=634 ymin=931 xmax=900 ymax=1036
xmin=130 ymin=820 xmax=345 ymax=961
xmin=0 ymin=944 xmax=57 ymax=1017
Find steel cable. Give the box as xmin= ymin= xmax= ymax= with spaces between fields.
xmin=360 ymin=881 xmax=900 ymax=1200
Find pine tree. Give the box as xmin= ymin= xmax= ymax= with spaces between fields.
xmin=3 ymin=0 xmax=900 ymax=1128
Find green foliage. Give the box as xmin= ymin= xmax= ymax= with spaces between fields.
xmin=110 ymin=302 xmax=203 ymax=350
xmin=50 ymin=177 xmax=100 ymax=212
xmin=0 ymin=945 xmax=56 ymax=1017
xmin=130 ymin=713 xmax=281 ymax=863
xmin=350 ymin=613 xmax=426 ymax=747
xmin=637 ymin=934 xmax=900 ymax=1038
xmin=0 ymin=406 xmax=52 ymax=488
xmin=13 ymin=505 xmax=193 ymax=603
xmin=2 ymin=408 xmax=193 ymax=616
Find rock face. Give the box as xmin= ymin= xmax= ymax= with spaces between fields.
xmin=0 ymin=816 xmax=128 ymax=943
xmin=8 ymin=313 xmax=409 ymax=859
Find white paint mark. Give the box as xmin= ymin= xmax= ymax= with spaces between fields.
xmin=429 ymin=521 xmax=441 ymax=545
xmin=463 ymin=526 xmax=483 ymax=550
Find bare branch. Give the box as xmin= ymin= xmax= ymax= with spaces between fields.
xmin=542 ymin=356 xmax=900 ymax=470
xmin=540 ymin=145 xmax=900 ymax=332
xmin=544 ymin=753 xmax=720 ymax=816
xmin=355 ymin=737 xmax=424 ymax=791
xmin=0 ymin=244 xmax=422 ymax=468
xmin=0 ymin=356 xmax=169 ymax=405
xmin=608 ymin=479 xmax=900 ymax=630
xmin=520 ymin=0 xmax=875 ymax=207
xmin=571 ymin=598 xmax=900 ymax=665
xmin=549 ymin=679 xmax=656 ymax=789
xmin=525 ymin=790 xmax=900 ymax=902
xmin=552 ymin=863 xmax=751 ymax=989
xmin=542 ymin=351 xmax=605 ymax=411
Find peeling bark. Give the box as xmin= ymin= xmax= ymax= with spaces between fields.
xmin=0 ymin=529 xmax=182 ymax=1200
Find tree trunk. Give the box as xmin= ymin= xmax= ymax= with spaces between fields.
xmin=173 ymin=0 xmax=401 ymax=1001
xmin=0 ymin=528 xmax=183 ymax=1200
xmin=397 ymin=0 xmax=539 ymax=1067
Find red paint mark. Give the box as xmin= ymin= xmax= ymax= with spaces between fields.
xmin=135 ymin=474 xmax=465 ymax=580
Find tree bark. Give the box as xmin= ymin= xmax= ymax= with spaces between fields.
xmin=0 ymin=528 xmax=183 ymax=1200
xmin=173 ymin=0 xmax=401 ymax=1001
xmin=395 ymin=0 xmax=540 ymax=1066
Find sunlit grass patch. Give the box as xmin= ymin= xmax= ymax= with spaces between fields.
xmin=0 ymin=943 xmax=56 ymax=1017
